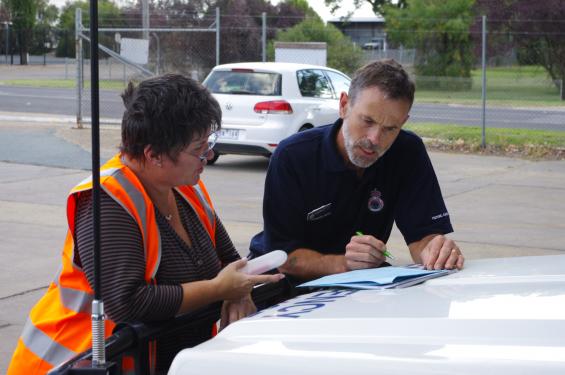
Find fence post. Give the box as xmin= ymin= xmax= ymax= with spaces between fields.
xmin=142 ymin=0 xmax=149 ymax=40
xmin=262 ymin=12 xmax=266 ymax=62
xmin=4 ymin=22 xmax=9 ymax=64
xmin=399 ymin=46 xmax=403 ymax=65
xmin=216 ymin=7 xmax=220 ymax=66
xmin=76 ymin=7 xmax=83 ymax=129
xmin=151 ymin=32 xmax=160 ymax=75
xmin=43 ymin=28 xmax=47 ymax=66
xmin=8 ymin=22 xmax=13 ymax=65
xmin=561 ymin=79 xmax=564 ymax=101
xmin=481 ymin=15 xmax=487 ymax=149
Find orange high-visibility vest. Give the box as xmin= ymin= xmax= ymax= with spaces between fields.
xmin=7 ymin=154 xmax=217 ymax=375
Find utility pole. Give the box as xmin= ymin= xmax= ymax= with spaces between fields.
xmin=262 ymin=12 xmax=266 ymax=62
xmin=481 ymin=15 xmax=487 ymax=149
xmin=216 ymin=7 xmax=220 ymax=66
xmin=142 ymin=0 xmax=149 ymax=40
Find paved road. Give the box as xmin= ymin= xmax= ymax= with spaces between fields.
xmin=0 ymin=85 xmax=123 ymax=119
xmin=1 ymin=85 xmax=564 ymax=131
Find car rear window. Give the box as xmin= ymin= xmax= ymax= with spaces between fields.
xmin=204 ymin=70 xmax=282 ymax=96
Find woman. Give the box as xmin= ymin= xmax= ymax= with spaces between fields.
xmin=8 ymin=74 xmax=283 ymax=375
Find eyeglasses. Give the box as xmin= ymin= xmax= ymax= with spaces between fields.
xmin=194 ymin=132 xmax=219 ymax=162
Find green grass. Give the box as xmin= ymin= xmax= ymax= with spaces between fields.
xmin=0 ymin=79 xmax=126 ymax=90
xmin=404 ymin=123 xmax=565 ymax=159
xmin=415 ymin=65 xmax=565 ymax=107
xmin=406 ymin=122 xmax=565 ymax=146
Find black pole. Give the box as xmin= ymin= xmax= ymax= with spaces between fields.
xmin=90 ymin=0 xmax=101 ymax=305
xmin=52 ymin=5 xmax=116 ymax=371
xmin=88 ymin=0 xmax=114 ymax=372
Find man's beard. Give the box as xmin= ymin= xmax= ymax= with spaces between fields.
xmin=342 ymin=120 xmax=388 ymax=168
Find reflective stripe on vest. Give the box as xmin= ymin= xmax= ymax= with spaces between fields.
xmin=52 ymin=270 xmax=93 ymax=315
xmin=71 ymin=160 xmax=162 ymax=282
xmin=20 ymin=319 xmax=78 ymax=367
xmin=176 ymin=181 xmax=217 ymax=246
xmin=60 ymin=285 xmax=92 ymax=314
xmin=104 ymin=170 xmax=162 ymax=281
xmin=192 ymin=183 xmax=215 ymax=228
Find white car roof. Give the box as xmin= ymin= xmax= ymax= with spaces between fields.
xmin=169 ymin=255 xmax=565 ymax=375
xmin=210 ymin=61 xmax=349 ymax=76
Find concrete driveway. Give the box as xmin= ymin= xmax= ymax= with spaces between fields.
xmin=1 ymin=120 xmax=564 ymax=373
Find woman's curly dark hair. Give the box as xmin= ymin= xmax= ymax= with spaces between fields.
xmin=120 ymin=73 xmax=222 ymax=161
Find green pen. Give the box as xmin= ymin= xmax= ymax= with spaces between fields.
xmin=355 ymin=231 xmax=395 ymax=260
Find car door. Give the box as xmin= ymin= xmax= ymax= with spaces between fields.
xmin=295 ymin=69 xmax=341 ymax=127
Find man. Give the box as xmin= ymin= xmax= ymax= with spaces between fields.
xmin=249 ymin=59 xmax=464 ymax=281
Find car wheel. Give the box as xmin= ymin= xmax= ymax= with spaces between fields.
xmin=298 ymin=125 xmax=313 ymax=132
xmin=207 ymin=151 xmax=220 ymax=165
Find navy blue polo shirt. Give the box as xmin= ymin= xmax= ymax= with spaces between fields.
xmin=249 ymin=119 xmax=453 ymax=257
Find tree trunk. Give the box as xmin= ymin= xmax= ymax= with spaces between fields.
xmin=17 ymin=30 xmax=29 ymax=65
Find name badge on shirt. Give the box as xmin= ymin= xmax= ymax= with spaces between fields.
xmin=307 ymin=203 xmax=332 ymax=222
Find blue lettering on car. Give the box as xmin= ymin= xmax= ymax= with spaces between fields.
xmin=260 ymin=289 xmax=358 ymax=319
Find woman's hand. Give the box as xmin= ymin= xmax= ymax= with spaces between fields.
xmin=220 ymin=294 xmax=256 ymax=331
xmin=214 ymin=258 xmax=285 ymax=301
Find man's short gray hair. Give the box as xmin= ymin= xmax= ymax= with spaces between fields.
xmin=348 ymin=59 xmax=415 ymax=107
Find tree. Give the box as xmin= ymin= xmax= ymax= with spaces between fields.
xmin=324 ymin=0 xmax=406 ymax=16
xmin=30 ymin=0 xmax=59 ymax=55
xmin=272 ymin=17 xmax=363 ymax=75
xmin=213 ymin=0 xmax=307 ymax=65
xmin=475 ymin=0 xmax=565 ymax=99
xmin=385 ymin=0 xmax=475 ymax=89
xmin=55 ymin=0 xmax=122 ymax=58
xmin=512 ymin=1 xmax=565 ymax=97
xmin=157 ymin=0 xmax=309 ymax=76
xmin=3 ymin=0 xmax=37 ymax=64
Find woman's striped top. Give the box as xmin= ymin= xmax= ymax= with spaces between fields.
xmin=74 ymin=188 xmax=240 ymax=372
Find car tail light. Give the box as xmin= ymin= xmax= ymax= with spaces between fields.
xmin=253 ymin=100 xmax=293 ymax=114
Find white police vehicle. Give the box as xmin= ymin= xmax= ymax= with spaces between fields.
xmin=168 ymin=255 xmax=565 ymax=375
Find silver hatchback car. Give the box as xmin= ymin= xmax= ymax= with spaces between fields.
xmin=202 ymin=62 xmax=351 ymax=164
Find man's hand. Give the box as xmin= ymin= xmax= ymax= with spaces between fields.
xmin=220 ymin=294 xmax=256 ymax=331
xmin=418 ymin=235 xmax=464 ymax=270
xmin=345 ymin=234 xmax=387 ymax=270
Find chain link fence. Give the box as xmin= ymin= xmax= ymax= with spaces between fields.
xmin=1 ymin=13 xmax=563 ymax=133
xmin=402 ymin=16 xmax=564 ymax=135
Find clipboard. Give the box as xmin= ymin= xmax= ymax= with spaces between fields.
xmin=297 ymin=266 xmax=456 ymax=290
